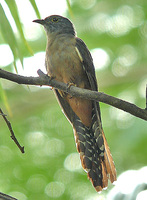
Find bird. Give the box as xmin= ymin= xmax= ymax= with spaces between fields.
xmin=33 ymin=15 xmax=116 ymax=192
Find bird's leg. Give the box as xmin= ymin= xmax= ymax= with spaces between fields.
xmin=66 ymin=82 xmax=77 ymax=99
xmin=58 ymin=90 xmax=67 ymax=98
xmin=58 ymin=82 xmax=76 ymax=98
xmin=45 ymin=75 xmax=56 ymax=90
xmin=48 ymin=75 xmax=56 ymax=86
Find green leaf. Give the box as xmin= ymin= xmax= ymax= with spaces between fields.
xmin=4 ymin=0 xmax=33 ymax=56
xmin=0 ymin=4 xmax=23 ymax=67
xmin=0 ymin=4 xmax=17 ymax=60
xmin=29 ymin=0 xmax=41 ymax=19
xmin=66 ymin=0 xmax=74 ymax=18
xmin=0 ymin=81 xmax=12 ymax=116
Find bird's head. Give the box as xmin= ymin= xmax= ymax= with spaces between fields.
xmin=33 ymin=15 xmax=76 ymax=36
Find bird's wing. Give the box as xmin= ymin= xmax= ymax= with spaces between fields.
xmin=75 ymin=37 xmax=102 ymax=120
xmin=53 ymin=37 xmax=116 ymax=192
xmin=53 ymin=89 xmax=77 ymax=124
xmin=75 ymin=37 xmax=116 ymax=190
xmin=75 ymin=38 xmax=97 ymax=89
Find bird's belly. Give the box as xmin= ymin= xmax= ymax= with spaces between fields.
xmin=46 ymin=48 xmax=92 ymax=127
xmin=66 ymin=96 xmax=92 ymax=127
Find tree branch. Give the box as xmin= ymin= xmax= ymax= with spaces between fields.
xmin=0 ymin=192 xmax=18 ymax=200
xmin=145 ymin=84 xmax=147 ymax=110
xmin=0 ymin=68 xmax=147 ymax=121
xmin=0 ymin=108 xmax=24 ymax=153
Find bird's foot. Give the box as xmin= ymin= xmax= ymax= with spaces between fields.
xmin=66 ymin=82 xmax=77 ymax=99
xmin=58 ymin=90 xmax=67 ymax=98
xmin=49 ymin=75 xmax=56 ymax=85
xmin=48 ymin=75 xmax=56 ymax=90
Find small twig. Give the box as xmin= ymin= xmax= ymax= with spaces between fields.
xmin=0 ymin=108 xmax=24 ymax=153
xmin=0 ymin=192 xmax=18 ymax=200
xmin=145 ymin=84 xmax=147 ymax=110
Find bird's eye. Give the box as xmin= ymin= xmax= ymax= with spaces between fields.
xmin=51 ymin=17 xmax=59 ymax=23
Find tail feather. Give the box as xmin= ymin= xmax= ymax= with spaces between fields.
xmin=73 ymin=116 xmax=116 ymax=192
xmin=54 ymin=89 xmax=116 ymax=191
xmin=102 ymin=130 xmax=117 ymax=183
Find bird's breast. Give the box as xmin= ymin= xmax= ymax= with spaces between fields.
xmin=46 ymin=36 xmax=84 ymax=83
xmin=45 ymin=35 xmax=92 ymax=127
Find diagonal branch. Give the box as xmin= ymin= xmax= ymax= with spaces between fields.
xmin=145 ymin=84 xmax=147 ymax=110
xmin=0 ymin=68 xmax=147 ymax=121
xmin=0 ymin=108 xmax=24 ymax=153
xmin=0 ymin=192 xmax=18 ymax=200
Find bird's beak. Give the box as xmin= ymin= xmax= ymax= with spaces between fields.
xmin=33 ymin=19 xmax=46 ymax=25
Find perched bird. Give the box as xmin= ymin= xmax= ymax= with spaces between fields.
xmin=33 ymin=15 xmax=116 ymax=192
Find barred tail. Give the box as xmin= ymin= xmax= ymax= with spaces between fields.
xmin=102 ymin=130 xmax=117 ymax=183
xmin=54 ymin=89 xmax=116 ymax=191
xmin=73 ymin=117 xmax=116 ymax=192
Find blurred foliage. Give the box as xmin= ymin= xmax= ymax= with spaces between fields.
xmin=0 ymin=0 xmax=40 ymax=70
xmin=0 ymin=0 xmax=147 ymax=200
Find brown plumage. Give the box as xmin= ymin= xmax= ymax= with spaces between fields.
xmin=33 ymin=15 xmax=117 ymax=192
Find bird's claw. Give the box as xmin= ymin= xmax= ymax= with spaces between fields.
xmin=48 ymin=75 xmax=56 ymax=89
xmin=49 ymin=75 xmax=56 ymax=85
xmin=66 ymin=82 xmax=77 ymax=99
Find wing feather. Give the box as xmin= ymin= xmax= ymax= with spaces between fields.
xmin=53 ymin=37 xmax=116 ymax=192
xmin=76 ymin=37 xmax=117 ymax=189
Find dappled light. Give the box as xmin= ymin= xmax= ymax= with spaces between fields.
xmin=25 ymin=131 xmax=46 ymax=147
xmin=54 ymin=168 xmax=74 ymax=184
xmin=26 ymin=174 xmax=47 ymax=193
xmin=108 ymin=167 xmax=147 ymax=200
xmin=0 ymin=44 xmax=13 ymax=67
xmin=67 ymin=182 xmax=104 ymax=200
xmin=110 ymin=106 xmax=134 ymax=130
xmin=109 ymin=90 xmax=136 ymax=129
xmin=16 ymin=52 xmax=46 ymax=76
xmin=8 ymin=192 xmax=27 ymax=200
xmin=25 ymin=131 xmax=65 ymax=159
xmin=138 ymin=78 xmax=147 ymax=98
xmin=0 ymin=0 xmax=147 ymax=200
xmin=78 ymin=0 xmax=96 ymax=10
xmin=0 ymin=145 xmax=13 ymax=163
xmin=140 ymin=20 xmax=147 ymax=39
xmin=64 ymin=152 xmax=82 ymax=172
xmin=112 ymin=58 xmax=130 ymax=77
xmin=43 ymin=138 xmax=65 ymax=157
xmin=91 ymin=48 xmax=110 ymax=70
xmin=89 ymin=5 xmax=144 ymax=37
xmin=45 ymin=181 xmax=65 ymax=198
xmin=117 ymin=45 xmax=138 ymax=67
xmin=112 ymin=44 xmax=138 ymax=77
xmin=137 ymin=190 xmax=147 ymax=200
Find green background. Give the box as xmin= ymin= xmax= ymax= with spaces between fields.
xmin=0 ymin=0 xmax=147 ymax=199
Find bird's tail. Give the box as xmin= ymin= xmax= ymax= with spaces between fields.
xmin=73 ymin=117 xmax=116 ymax=192
xmin=54 ymin=89 xmax=116 ymax=191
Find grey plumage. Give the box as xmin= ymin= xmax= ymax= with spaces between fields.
xmin=33 ymin=15 xmax=117 ymax=192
